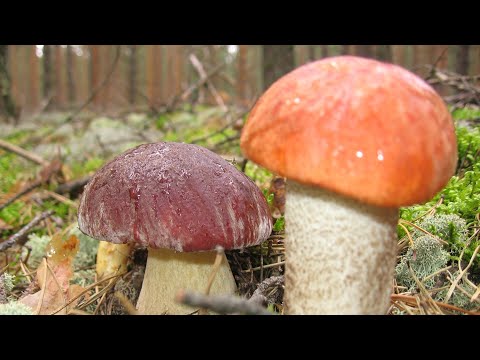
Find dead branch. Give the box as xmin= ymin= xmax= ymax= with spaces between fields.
xmin=249 ymin=275 xmax=284 ymax=306
xmin=0 ymin=180 xmax=43 ymax=212
xmin=165 ymin=62 xmax=227 ymax=112
xmin=189 ymin=54 xmax=228 ymax=112
xmin=390 ymin=294 xmax=480 ymax=315
xmin=54 ymin=176 xmax=91 ymax=196
xmin=175 ymin=290 xmax=274 ymax=315
xmin=0 ymin=159 xmax=62 ymax=212
xmin=425 ymin=66 xmax=480 ymax=106
xmin=0 ymin=210 xmax=54 ymax=251
xmin=0 ymin=139 xmax=49 ymax=166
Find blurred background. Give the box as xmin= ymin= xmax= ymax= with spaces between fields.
xmin=1 ymin=45 xmax=478 ymax=121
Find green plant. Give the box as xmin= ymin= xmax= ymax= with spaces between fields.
xmin=273 ymin=216 xmax=285 ymax=232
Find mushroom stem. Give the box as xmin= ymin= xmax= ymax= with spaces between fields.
xmin=284 ymin=181 xmax=399 ymax=314
xmin=96 ymin=242 xmax=133 ymax=279
xmin=136 ymin=248 xmax=237 ymax=315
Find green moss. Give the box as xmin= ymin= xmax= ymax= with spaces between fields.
xmin=244 ymin=162 xmax=274 ymax=186
xmin=451 ymin=106 xmax=480 ymax=121
xmin=71 ymin=157 xmax=105 ymax=178
xmin=273 ymin=217 xmax=285 ymax=232
xmin=0 ymin=201 xmax=25 ymax=226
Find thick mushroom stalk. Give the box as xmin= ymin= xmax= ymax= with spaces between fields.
xmin=285 ymin=181 xmax=398 ymax=314
xmin=136 ymin=249 xmax=236 ymax=314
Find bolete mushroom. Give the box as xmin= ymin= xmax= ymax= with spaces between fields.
xmin=77 ymin=142 xmax=272 ymax=314
xmin=240 ymin=56 xmax=457 ymax=314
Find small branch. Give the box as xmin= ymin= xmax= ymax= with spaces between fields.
xmin=390 ymin=294 xmax=480 ymax=315
xmin=175 ymin=290 xmax=274 ymax=315
xmin=0 ymin=159 xmax=62 ymax=212
xmin=54 ymin=176 xmax=91 ymax=196
xmin=0 ymin=139 xmax=49 ymax=167
xmin=167 ymin=62 xmax=226 ymax=111
xmin=249 ymin=275 xmax=284 ymax=306
xmin=189 ymin=54 xmax=228 ymax=112
xmin=0 ymin=179 xmax=43 ymax=212
xmin=0 ymin=210 xmax=54 ymax=251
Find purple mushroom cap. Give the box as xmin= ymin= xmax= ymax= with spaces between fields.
xmin=78 ymin=142 xmax=273 ymax=252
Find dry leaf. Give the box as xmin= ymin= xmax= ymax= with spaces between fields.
xmin=20 ymin=234 xmax=85 ymax=315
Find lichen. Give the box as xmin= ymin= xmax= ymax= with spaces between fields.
xmin=396 ymin=235 xmax=449 ymax=291
xmin=434 ymin=271 xmax=478 ymax=311
xmin=24 ymin=233 xmax=51 ymax=267
xmin=0 ymin=302 xmax=34 ymax=315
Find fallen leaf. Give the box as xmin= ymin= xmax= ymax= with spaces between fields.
xmin=20 ymin=234 xmax=86 ymax=315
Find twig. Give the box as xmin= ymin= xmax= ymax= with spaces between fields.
xmin=407 ymin=261 xmax=443 ymax=314
xmin=242 ymin=261 xmax=285 ymax=273
xmin=0 ymin=210 xmax=54 ymax=251
xmin=249 ymin=275 xmax=284 ymax=305
xmin=0 ymin=158 xmax=62 ymax=212
xmin=50 ymin=271 xmax=126 ymax=315
xmin=179 ymin=62 xmax=226 ymax=103
xmin=398 ymin=219 xmax=449 ymax=245
xmin=391 ymin=294 xmax=480 ymax=315
xmin=41 ymin=190 xmax=78 ymax=209
xmin=54 ymin=176 xmax=90 ymax=195
xmin=444 ymin=245 xmax=480 ymax=302
xmin=175 ymin=290 xmax=274 ymax=315
xmin=204 ymin=246 xmax=224 ymax=296
xmin=198 ymin=246 xmax=225 ymax=315
xmin=189 ymin=54 xmax=228 ymax=112
xmin=0 ymin=139 xmax=49 ymax=167
xmin=0 ymin=179 xmax=43 ymax=212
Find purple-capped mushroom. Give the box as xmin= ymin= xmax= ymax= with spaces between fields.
xmin=78 ymin=142 xmax=272 ymax=314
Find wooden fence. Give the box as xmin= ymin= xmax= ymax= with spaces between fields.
xmin=3 ymin=45 xmax=480 ymax=118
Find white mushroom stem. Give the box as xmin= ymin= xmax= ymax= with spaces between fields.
xmin=284 ymin=181 xmax=399 ymax=314
xmin=136 ymin=248 xmax=237 ymax=315
xmin=96 ymin=242 xmax=133 ymax=279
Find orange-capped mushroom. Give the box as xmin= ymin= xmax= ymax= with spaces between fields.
xmin=241 ymin=56 xmax=457 ymax=314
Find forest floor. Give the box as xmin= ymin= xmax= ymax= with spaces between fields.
xmin=0 ymin=104 xmax=479 ymax=315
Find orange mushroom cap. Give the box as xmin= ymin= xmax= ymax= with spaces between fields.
xmin=240 ymin=56 xmax=458 ymax=208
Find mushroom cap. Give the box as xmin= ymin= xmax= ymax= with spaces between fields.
xmin=77 ymin=142 xmax=272 ymax=252
xmin=240 ymin=56 xmax=457 ymax=207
